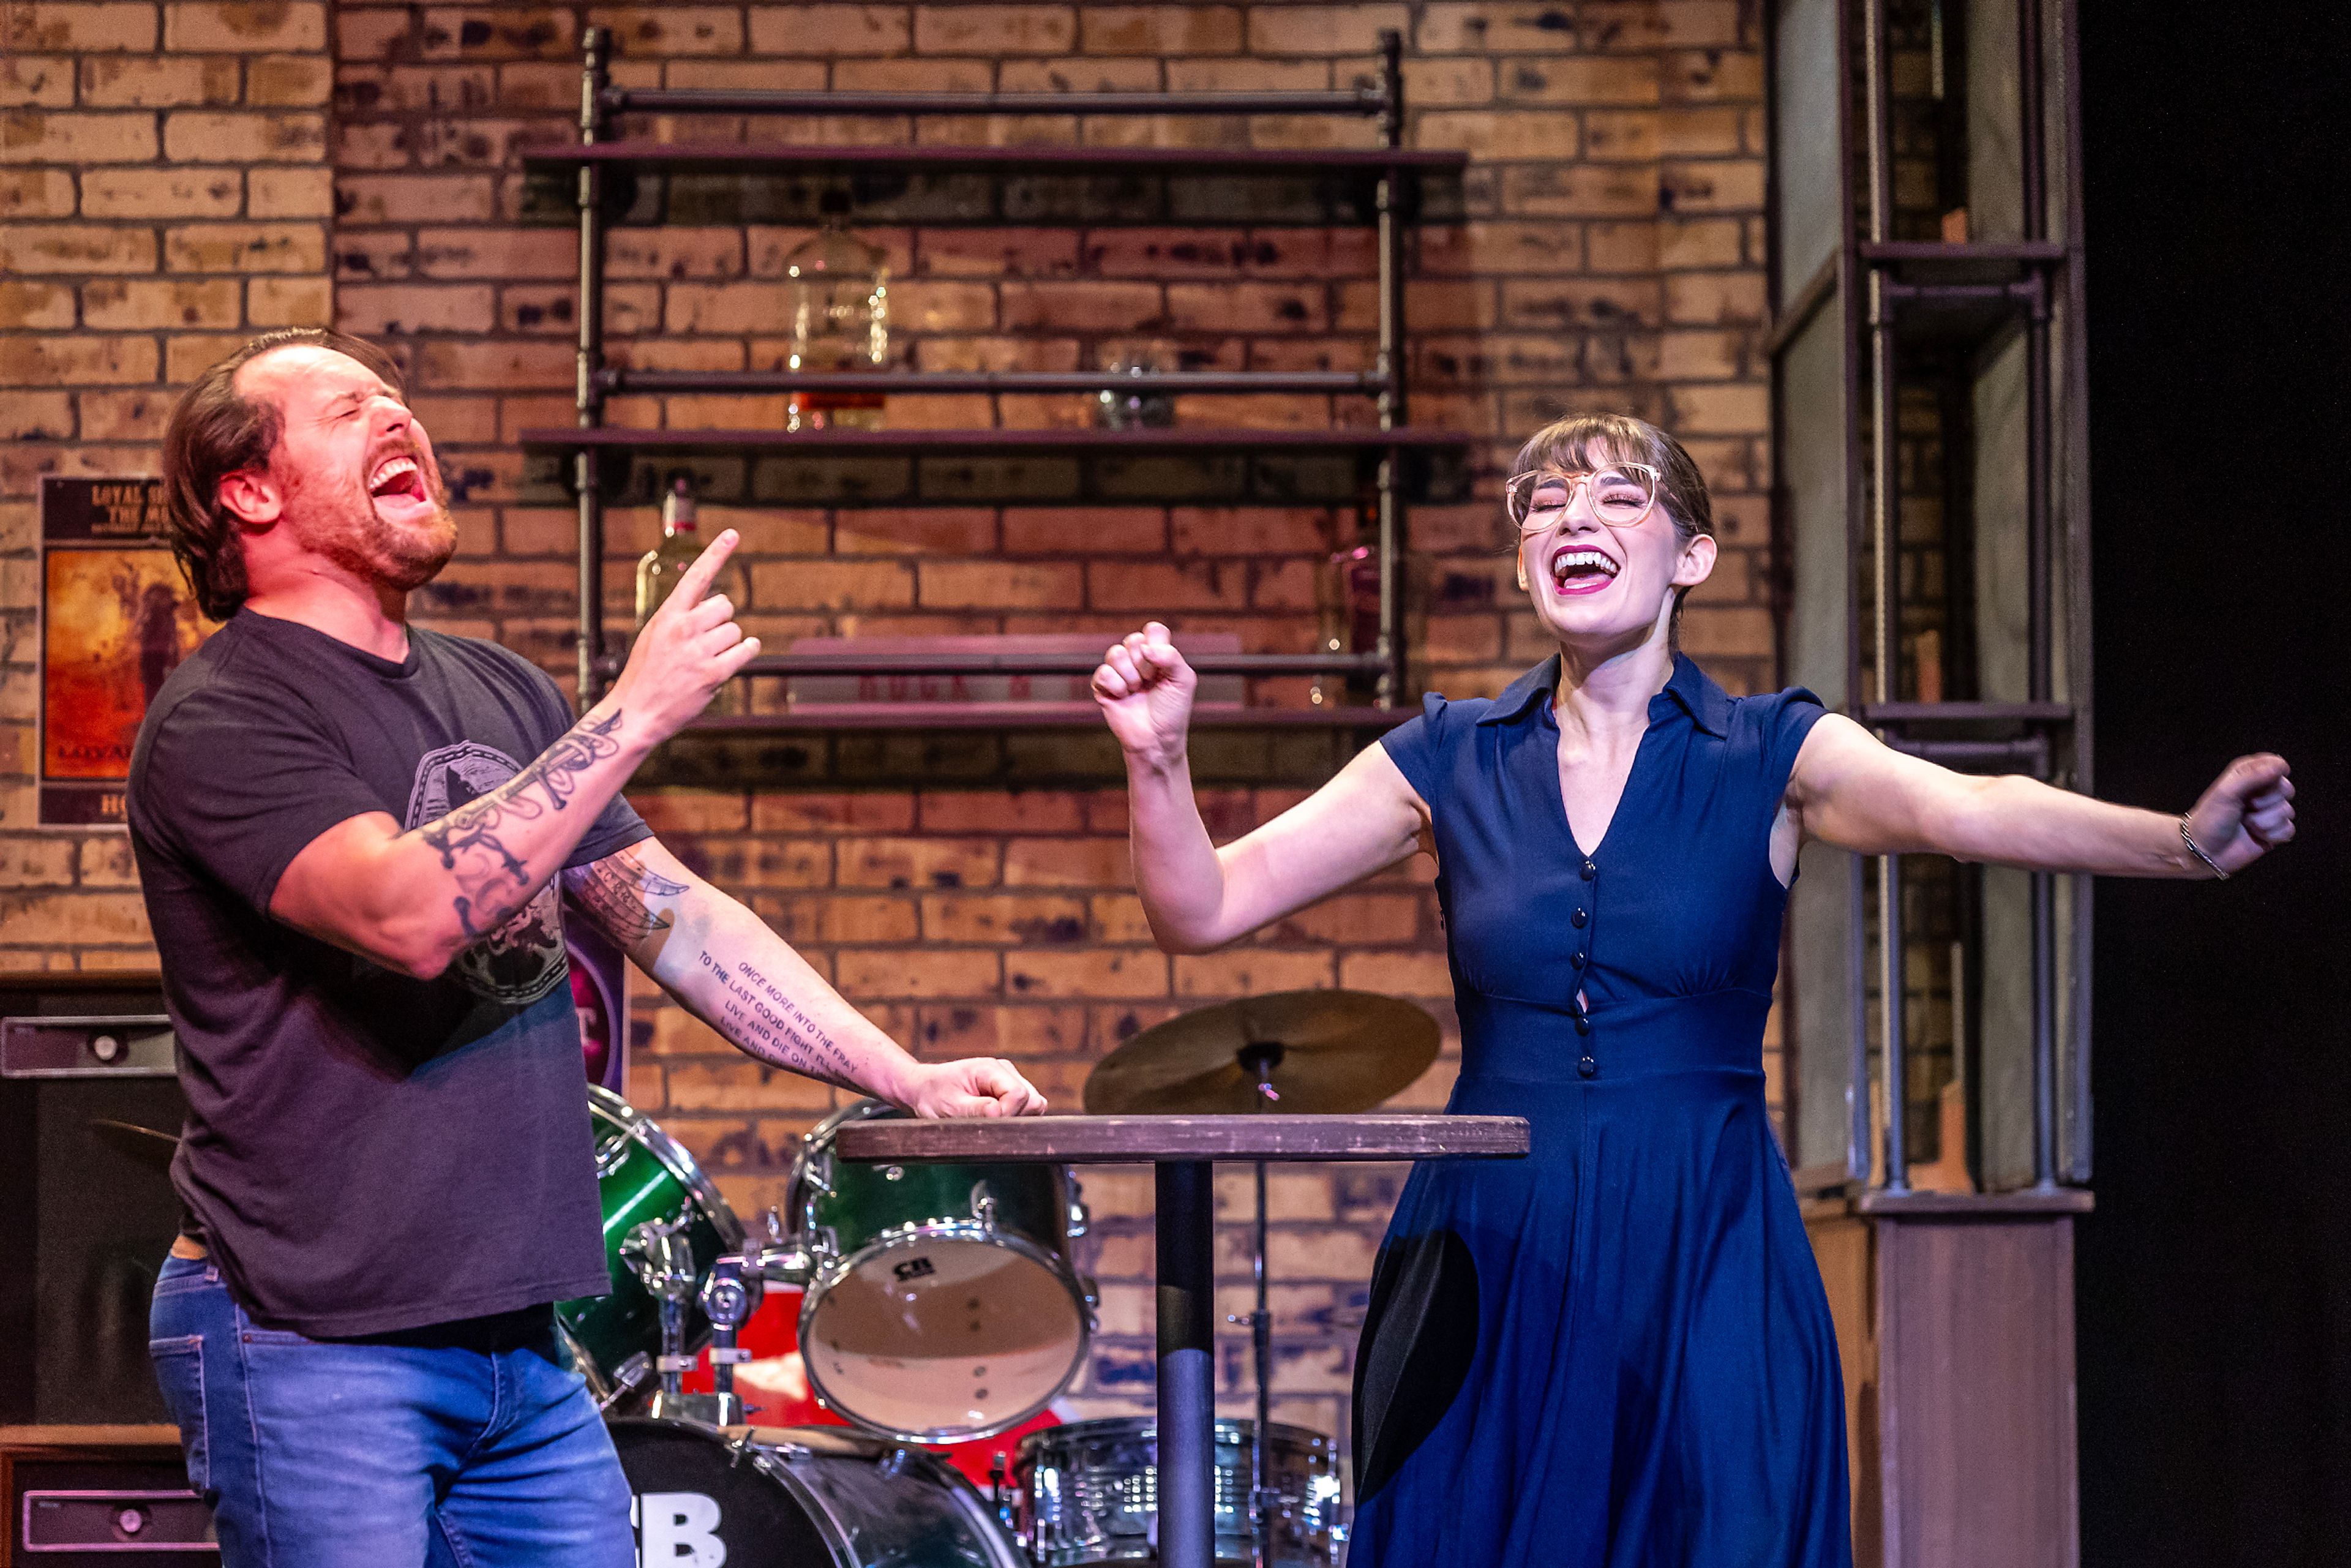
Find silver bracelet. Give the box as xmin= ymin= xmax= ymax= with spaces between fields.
xmin=2179 ymin=815 xmax=2229 ymax=880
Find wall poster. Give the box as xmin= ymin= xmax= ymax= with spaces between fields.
xmin=37 ymin=476 xmax=219 ymax=827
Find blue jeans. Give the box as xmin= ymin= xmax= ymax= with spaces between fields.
xmin=148 ymin=1253 xmax=634 ymax=1568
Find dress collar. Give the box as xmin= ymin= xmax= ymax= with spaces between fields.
xmin=1474 ymin=651 xmax=1731 ymax=738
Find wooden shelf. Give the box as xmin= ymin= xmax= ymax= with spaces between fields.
xmin=523 ymin=424 xmax=1474 ymax=454
xmin=526 ymin=140 xmax=1468 ymax=174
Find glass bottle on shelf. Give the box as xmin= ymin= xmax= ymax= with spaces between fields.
xmin=636 ymin=478 xmax=750 ymax=715
xmin=1312 ymin=542 xmax=1379 ymax=708
xmin=784 ymin=195 xmax=889 ymax=433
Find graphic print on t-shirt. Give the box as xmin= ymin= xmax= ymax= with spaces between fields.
xmin=405 ymin=741 xmax=568 ymax=1006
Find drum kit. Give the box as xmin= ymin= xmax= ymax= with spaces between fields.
xmin=557 ymin=988 xmax=1440 ymax=1568
xmin=100 ymin=988 xmax=1457 ymax=1567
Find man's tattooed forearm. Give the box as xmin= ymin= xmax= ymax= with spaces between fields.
xmin=696 ymin=949 xmax=862 ymax=1082
xmin=566 ymin=847 xmax=687 ymax=945
xmin=415 ymin=709 xmax=628 ymax=938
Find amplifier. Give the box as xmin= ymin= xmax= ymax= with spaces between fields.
xmin=1 ymin=1431 xmax=213 ymax=1566
xmin=0 ymin=977 xmax=185 ymax=1428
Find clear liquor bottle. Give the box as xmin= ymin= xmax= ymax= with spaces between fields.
xmin=636 ymin=479 xmax=751 ymax=715
xmin=784 ymin=201 xmax=890 ymax=433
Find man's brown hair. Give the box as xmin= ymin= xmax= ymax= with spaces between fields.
xmin=160 ymin=329 xmax=407 ymax=620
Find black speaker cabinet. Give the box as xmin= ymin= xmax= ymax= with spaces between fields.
xmin=0 ymin=975 xmax=187 ymax=1428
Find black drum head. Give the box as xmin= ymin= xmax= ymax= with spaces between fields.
xmin=609 ymin=1419 xmax=830 ymax=1568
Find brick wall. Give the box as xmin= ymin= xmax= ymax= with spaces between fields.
xmin=4 ymin=0 xmax=1777 ymax=1458
xmin=2 ymin=0 xmax=333 ymax=959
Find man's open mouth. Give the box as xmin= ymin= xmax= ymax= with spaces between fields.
xmin=367 ymin=453 xmax=433 ymax=517
xmin=1550 ymin=546 xmax=1620 ymax=596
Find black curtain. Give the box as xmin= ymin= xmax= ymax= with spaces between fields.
xmin=2077 ymin=6 xmax=2351 ymax=1564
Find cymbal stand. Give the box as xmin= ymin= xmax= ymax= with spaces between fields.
xmin=1237 ymin=1041 xmax=1284 ymax=1568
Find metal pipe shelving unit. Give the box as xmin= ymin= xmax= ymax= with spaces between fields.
xmin=1766 ymin=0 xmax=2093 ymax=1196
xmin=523 ymin=28 xmax=1463 ymax=729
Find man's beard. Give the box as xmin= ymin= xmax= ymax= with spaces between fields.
xmin=283 ymin=458 xmax=458 ymax=591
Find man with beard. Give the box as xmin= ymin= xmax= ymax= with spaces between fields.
xmin=127 ymin=330 xmax=1048 ymax=1568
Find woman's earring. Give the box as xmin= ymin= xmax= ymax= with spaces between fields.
xmin=1516 ymin=557 xmax=1529 ymax=592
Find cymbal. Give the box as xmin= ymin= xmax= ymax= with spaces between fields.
xmin=89 ymin=1117 xmax=181 ymax=1172
xmin=1083 ymin=989 xmax=1439 ymax=1116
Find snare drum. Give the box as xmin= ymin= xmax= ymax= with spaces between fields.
xmin=612 ymin=1418 xmax=1024 ymax=1568
xmin=789 ymin=1098 xmax=1094 ymax=1441
xmin=1017 ymin=1417 xmax=1343 ymax=1567
xmin=558 ymin=1086 xmax=744 ymax=1406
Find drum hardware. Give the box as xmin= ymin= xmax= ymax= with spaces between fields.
xmin=784 ymin=1098 xmax=1095 ymax=1442
xmin=1015 ymin=1417 xmax=1343 ymax=1567
xmin=696 ymin=1254 xmax=760 ymax=1426
xmin=564 ymin=1087 xmax=746 ymax=1414
xmin=609 ymin=1417 xmax=1027 ymax=1568
xmin=1083 ymin=997 xmax=1436 ymax=1568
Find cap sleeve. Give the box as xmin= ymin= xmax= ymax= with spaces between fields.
xmin=1761 ymin=686 xmax=1828 ymax=792
xmin=1376 ymin=693 xmax=1452 ymax=809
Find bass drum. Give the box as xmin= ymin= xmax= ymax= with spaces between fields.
xmin=559 ymin=1086 xmax=744 ymax=1407
xmin=611 ymin=1417 xmax=1026 ymax=1568
xmin=789 ymin=1098 xmax=1093 ymax=1442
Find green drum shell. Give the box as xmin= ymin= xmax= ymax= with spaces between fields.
xmin=791 ymin=1099 xmax=1090 ymax=1442
xmin=560 ymin=1086 xmax=744 ymax=1400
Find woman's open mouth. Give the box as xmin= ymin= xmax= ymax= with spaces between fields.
xmin=1550 ymin=546 xmax=1620 ymax=597
xmin=367 ymin=452 xmax=436 ymax=525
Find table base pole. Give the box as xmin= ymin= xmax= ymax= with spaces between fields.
xmin=1156 ymin=1159 xmax=1215 ymax=1568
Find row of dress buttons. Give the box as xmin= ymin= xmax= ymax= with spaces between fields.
xmin=1575 ymin=856 xmax=1597 ymax=1077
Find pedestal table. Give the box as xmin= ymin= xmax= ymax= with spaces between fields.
xmin=833 ymin=1111 xmax=1529 ymax=1568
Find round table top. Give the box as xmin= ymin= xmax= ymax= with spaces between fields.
xmin=829 ymin=1112 xmax=1529 ymax=1165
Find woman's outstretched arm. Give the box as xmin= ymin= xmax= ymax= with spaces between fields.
xmin=1784 ymin=713 xmax=2295 ymax=876
xmin=1093 ymin=623 xmax=1429 ymax=953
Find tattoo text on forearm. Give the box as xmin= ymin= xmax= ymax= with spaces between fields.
xmin=417 ymin=710 xmax=626 ymax=937
xmin=697 ymin=949 xmax=861 ymax=1082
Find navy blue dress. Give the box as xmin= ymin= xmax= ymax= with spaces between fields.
xmin=1346 ymin=654 xmax=1851 ymax=1568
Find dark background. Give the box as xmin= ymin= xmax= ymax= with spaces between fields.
xmin=2077 ymin=6 xmax=2351 ymax=1564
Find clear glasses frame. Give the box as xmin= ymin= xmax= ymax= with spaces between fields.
xmin=1507 ymin=463 xmax=1663 ymax=534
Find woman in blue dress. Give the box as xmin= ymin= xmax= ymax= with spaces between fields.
xmin=1091 ymin=413 xmax=2295 ymax=1566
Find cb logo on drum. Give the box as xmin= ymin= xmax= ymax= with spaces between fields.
xmin=632 ymin=1491 xmax=724 ymax=1568
xmin=892 ymin=1255 xmax=936 ymax=1283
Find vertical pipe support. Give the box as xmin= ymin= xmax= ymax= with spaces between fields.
xmin=1155 ymin=1160 xmax=1216 ymax=1568
xmin=1373 ymin=29 xmax=1406 ymax=709
xmin=1860 ymin=0 xmax=1909 ymax=1194
xmin=574 ymin=28 xmax=611 ymax=710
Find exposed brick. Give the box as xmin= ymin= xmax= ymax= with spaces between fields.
xmin=743 ymin=5 xmax=911 ymax=55
xmin=81 ymin=165 xmax=241 ymax=217
xmin=80 ymin=277 xmax=241 ymax=330
xmin=163 ymin=331 xmax=245 ymax=381
xmin=0 ymin=222 xmax=157 ymax=273
xmin=1079 ymin=6 xmax=1238 ymax=54
xmin=246 ymin=273 xmax=331 ymax=326
xmin=164 ymin=220 xmax=324 ymax=272
xmin=0 ymin=391 xmax=74 ymax=441
xmin=247 ymin=54 xmax=334 ymax=107
xmin=247 ymin=165 xmax=333 ymax=217
xmin=838 ymin=836 xmax=1000 ymax=891
xmin=918 ymin=560 xmax=1082 ymax=610
xmin=163 ymin=1 xmax=326 ymax=52
xmin=1247 ymin=4 xmax=1409 ymax=54
xmin=835 ymin=947 xmax=1001 ymax=999
xmin=0 ymin=109 xmax=159 ymax=163
xmin=589 ymin=7 xmax=743 ymax=56
xmin=337 ymin=173 xmax=497 ymax=225
xmin=1005 ymin=948 xmax=1168 ymax=1000
xmin=3 ymin=4 xmax=159 ymax=53
xmin=337 ymin=282 xmax=495 ymax=335
xmin=913 ymin=5 xmax=1076 ymax=54
xmin=77 ymin=53 xmax=239 ymax=105
xmin=0 ymin=60 xmax=75 ymax=112
xmin=0 ymin=168 xmax=77 ymax=217
xmin=0 ymin=280 xmax=77 ymax=330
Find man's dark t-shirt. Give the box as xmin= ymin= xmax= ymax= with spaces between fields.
xmin=127 ymin=609 xmax=649 ymax=1337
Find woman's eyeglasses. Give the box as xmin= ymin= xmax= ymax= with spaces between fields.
xmin=1506 ymin=464 xmax=1662 ymax=533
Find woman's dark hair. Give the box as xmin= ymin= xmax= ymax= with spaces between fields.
xmin=1511 ymin=411 xmax=1714 ymax=637
xmin=161 ymin=329 xmax=405 ymax=620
